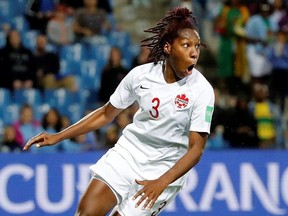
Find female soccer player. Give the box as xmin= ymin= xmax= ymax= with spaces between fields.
xmin=24 ymin=7 xmax=215 ymax=216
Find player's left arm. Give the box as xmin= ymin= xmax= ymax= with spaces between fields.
xmin=158 ymin=131 xmax=208 ymax=184
xmin=134 ymin=131 xmax=208 ymax=210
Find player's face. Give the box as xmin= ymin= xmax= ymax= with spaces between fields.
xmin=165 ymin=28 xmax=201 ymax=80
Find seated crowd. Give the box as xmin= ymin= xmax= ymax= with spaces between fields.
xmin=1 ymin=0 xmax=288 ymax=153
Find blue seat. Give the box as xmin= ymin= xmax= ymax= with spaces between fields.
xmin=59 ymin=59 xmax=82 ymax=76
xmin=78 ymin=60 xmax=102 ymax=90
xmin=44 ymin=89 xmax=83 ymax=116
xmin=13 ymin=89 xmax=43 ymax=106
xmin=33 ymin=103 xmax=51 ymax=121
xmin=21 ymin=30 xmax=39 ymax=50
xmin=0 ymin=117 xmax=4 ymax=140
xmin=60 ymin=43 xmax=88 ymax=62
xmin=0 ymin=0 xmax=25 ymax=19
xmin=11 ymin=16 xmax=30 ymax=34
xmin=0 ymin=88 xmax=12 ymax=108
xmin=44 ymin=88 xmax=72 ymax=107
xmin=66 ymin=103 xmax=85 ymax=124
xmin=0 ymin=31 xmax=6 ymax=48
xmin=107 ymin=14 xmax=117 ymax=31
xmin=59 ymin=59 xmax=70 ymax=76
xmin=43 ymin=89 xmax=87 ymax=123
xmin=0 ymin=1 xmax=13 ymax=20
xmin=87 ymin=43 xmax=110 ymax=70
xmin=122 ymin=44 xmax=135 ymax=69
xmin=108 ymin=31 xmax=131 ymax=49
xmin=14 ymin=0 xmax=27 ymax=17
xmin=107 ymin=31 xmax=133 ymax=69
xmin=0 ymin=88 xmax=13 ymax=126
xmin=81 ymin=89 xmax=99 ymax=110
xmin=2 ymin=104 xmax=20 ymax=125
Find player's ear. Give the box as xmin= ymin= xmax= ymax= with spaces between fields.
xmin=163 ymin=42 xmax=171 ymax=54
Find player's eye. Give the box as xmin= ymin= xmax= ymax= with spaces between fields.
xmin=183 ymin=43 xmax=189 ymax=48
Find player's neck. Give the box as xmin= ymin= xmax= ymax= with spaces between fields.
xmin=162 ymin=63 xmax=182 ymax=83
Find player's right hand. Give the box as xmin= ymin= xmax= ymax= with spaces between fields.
xmin=23 ymin=132 xmax=59 ymax=151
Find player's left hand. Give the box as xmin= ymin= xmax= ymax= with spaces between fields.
xmin=133 ymin=179 xmax=167 ymax=210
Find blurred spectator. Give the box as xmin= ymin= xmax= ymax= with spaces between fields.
xmin=100 ymin=109 xmax=135 ymax=150
xmin=61 ymin=115 xmax=72 ymax=129
xmin=61 ymin=110 xmax=100 ymax=151
xmin=266 ymin=30 xmax=288 ymax=111
xmin=269 ymin=0 xmax=286 ymax=32
xmin=0 ymin=125 xmax=22 ymax=153
xmin=72 ymin=0 xmax=111 ymax=44
xmin=214 ymin=0 xmax=250 ymax=92
xmin=41 ymin=107 xmax=63 ymax=133
xmin=58 ymin=0 xmax=83 ymax=9
xmin=245 ymin=0 xmax=261 ymax=16
xmin=131 ymin=45 xmax=150 ymax=69
xmin=83 ymin=109 xmax=100 ymax=151
xmin=115 ymin=109 xmax=131 ymax=136
xmin=61 ymin=134 xmax=85 ymax=153
xmin=25 ymin=0 xmax=57 ymax=34
xmin=0 ymin=30 xmax=36 ymax=90
xmin=99 ymin=47 xmax=128 ymax=104
xmin=177 ymin=0 xmax=192 ymax=10
xmin=12 ymin=104 xmax=41 ymax=148
xmin=248 ymin=83 xmax=284 ymax=149
xmin=128 ymin=0 xmax=151 ymax=7
xmin=103 ymin=124 xmax=119 ymax=148
xmin=97 ymin=0 xmax=114 ymax=14
xmin=206 ymin=0 xmax=223 ymax=20
xmin=245 ymin=2 xmax=274 ymax=84
xmin=33 ymin=34 xmax=76 ymax=91
xmin=223 ymin=93 xmax=259 ymax=148
xmin=127 ymin=101 xmax=139 ymax=118
xmin=31 ymin=107 xmax=63 ymax=153
xmin=47 ymin=4 xmax=75 ymax=47
xmin=206 ymin=87 xmax=229 ymax=149
xmin=170 ymin=0 xmax=205 ymax=38
xmin=278 ymin=2 xmax=288 ymax=32
xmin=59 ymin=0 xmax=113 ymax=13
xmin=0 ymin=20 xmax=11 ymax=34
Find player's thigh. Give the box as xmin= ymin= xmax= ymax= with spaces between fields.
xmin=76 ymin=178 xmax=117 ymax=216
xmin=118 ymin=184 xmax=181 ymax=216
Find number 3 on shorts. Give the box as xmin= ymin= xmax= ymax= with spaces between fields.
xmin=151 ymin=201 xmax=167 ymax=216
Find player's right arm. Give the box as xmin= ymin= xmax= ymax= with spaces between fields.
xmin=23 ymin=102 xmax=123 ymax=150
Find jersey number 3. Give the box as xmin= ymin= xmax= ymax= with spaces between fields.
xmin=149 ymin=97 xmax=160 ymax=118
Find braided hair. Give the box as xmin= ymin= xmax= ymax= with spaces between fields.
xmin=141 ymin=7 xmax=206 ymax=64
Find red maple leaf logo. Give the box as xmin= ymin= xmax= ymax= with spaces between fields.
xmin=175 ymin=94 xmax=189 ymax=108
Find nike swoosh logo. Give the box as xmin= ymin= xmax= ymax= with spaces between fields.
xmin=140 ymin=85 xmax=149 ymax=89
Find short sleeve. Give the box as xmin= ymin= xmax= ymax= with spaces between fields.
xmin=190 ymin=85 xmax=215 ymax=133
xmin=109 ymin=69 xmax=137 ymax=109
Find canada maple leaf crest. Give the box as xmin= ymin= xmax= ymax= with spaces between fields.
xmin=175 ymin=94 xmax=189 ymax=108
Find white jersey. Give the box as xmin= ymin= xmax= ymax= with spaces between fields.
xmin=109 ymin=62 xmax=214 ymax=186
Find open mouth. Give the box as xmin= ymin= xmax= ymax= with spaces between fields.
xmin=187 ymin=65 xmax=194 ymax=72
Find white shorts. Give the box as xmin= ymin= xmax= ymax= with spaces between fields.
xmin=90 ymin=148 xmax=181 ymax=216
